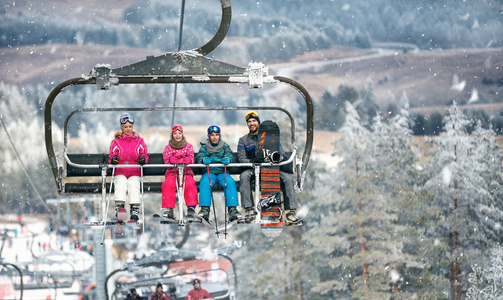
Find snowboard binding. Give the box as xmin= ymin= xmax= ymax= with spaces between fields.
xmin=257 ymin=193 xmax=282 ymax=210
xmin=261 ymin=149 xmax=282 ymax=164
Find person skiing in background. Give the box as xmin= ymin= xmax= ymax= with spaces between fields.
xmin=161 ymin=124 xmax=200 ymax=222
xmin=237 ymin=111 xmax=303 ymax=225
xmin=109 ymin=113 xmax=149 ymax=225
xmin=151 ymin=283 xmax=170 ymax=300
xmin=196 ymin=125 xmax=240 ymax=223
xmin=184 ymin=278 xmax=213 ymax=300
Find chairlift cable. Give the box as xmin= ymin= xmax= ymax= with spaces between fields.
xmin=0 ymin=115 xmax=54 ymax=217
xmin=171 ymin=0 xmax=186 ymax=128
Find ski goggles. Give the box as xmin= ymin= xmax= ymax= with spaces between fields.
xmin=120 ymin=116 xmax=134 ymax=124
xmin=207 ymin=125 xmax=221 ymax=134
xmin=245 ymin=111 xmax=259 ymax=121
xmin=171 ymin=124 xmax=183 ymax=132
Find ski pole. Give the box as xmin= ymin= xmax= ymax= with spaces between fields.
xmin=207 ymin=165 xmax=219 ymax=237
xmin=101 ymin=165 xmax=116 ymax=245
xmin=177 ymin=165 xmax=185 ymax=226
xmin=224 ymin=165 xmax=228 ymax=239
xmin=141 ymin=165 xmax=145 ymax=232
xmin=182 ymin=166 xmax=188 ymax=223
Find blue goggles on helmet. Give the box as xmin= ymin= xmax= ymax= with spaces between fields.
xmin=207 ymin=125 xmax=221 ymax=134
xmin=120 ymin=116 xmax=134 ymax=125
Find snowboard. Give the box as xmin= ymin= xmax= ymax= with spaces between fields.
xmin=256 ymin=120 xmax=283 ymax=237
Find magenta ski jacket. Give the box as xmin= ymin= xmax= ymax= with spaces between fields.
xmin=163 ymin=143 xmax=195 ymax=176
xmin=109 ymin=133 xmax=149 ymax=178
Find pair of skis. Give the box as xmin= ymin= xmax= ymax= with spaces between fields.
xmin=202 ymin=164 xmax=238 ymax=238
xmin=153 ymin=165 xmax=202 ymax=226
xmin=159 ymin=164 xmax=236 ymax=239
xmin=83 ymin=165 xmax=144 ymax=244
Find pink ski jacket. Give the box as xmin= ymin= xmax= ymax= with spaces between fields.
xmin=163 ymin=143 xmax=195 ymax=176
xmin=109 ymin=133 xmax=149 ymax=178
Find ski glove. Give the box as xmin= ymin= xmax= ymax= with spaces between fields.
xmin=169 ymin=156 xmax=178 ymax=164
xmin=182 ymin=157 xmax=191 ymax=164
xmin=111 ymin=155 xmax=119 ymax=165
xmin=138 ymin=156 xmax=146 ymax=165
xmin=221 ymin=157 xmax=231 ymax=165
xmin=203 ymin=157 xmax=212 ymax=165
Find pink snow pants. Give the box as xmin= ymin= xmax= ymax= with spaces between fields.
xmin=161 ymin=174 xmax=198 ymax=208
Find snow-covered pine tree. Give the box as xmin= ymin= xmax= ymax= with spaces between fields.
xmin=424 ymin=102 xmax=499 ymax=299
xmin=0 ymin=82 xmax=60 ymax=211
xmin=467 ymin=246 xmax=503 ymax=299
xmin=302 ymin=101 xmax=371 ymax=298
xmin=365 ymin=102 xmax=443 ymax=298
xmin=470 ymin=121 xmax=503 ymax=242
xmin=357 ymin=78 xmax=379 ymax=129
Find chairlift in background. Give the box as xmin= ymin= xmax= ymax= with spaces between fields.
xmin=105 ymin=249 xmax=238 ymax=300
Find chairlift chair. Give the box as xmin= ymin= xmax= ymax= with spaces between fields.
xmin=43 ymin=0 xmax=314 ymax=234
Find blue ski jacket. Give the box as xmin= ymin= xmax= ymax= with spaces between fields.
xmin=196 ymin=141 xmax=234 ymax=174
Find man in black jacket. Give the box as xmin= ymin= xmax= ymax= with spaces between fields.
xmin=237 ymin=111 xmax=302 ymax=226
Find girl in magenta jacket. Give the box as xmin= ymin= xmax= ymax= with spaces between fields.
xmin=161 ymin=124 xmax=199 ymax=222
xmin=109 ymin=113 xmax=149 ymax=224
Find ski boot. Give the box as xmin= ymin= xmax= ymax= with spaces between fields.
xmin=246 ymin=207 xmax=258 ymax=220
xmin=238 ymin=207 xmax=257 ymax=223
xmin=227 ymin=206 xmax=240 ymax=223
xmin=198 ymin=206 xmax=211 ymax=223
xmin=128 ymin=204 xmax=141 ymax=229
xmin=284 ymin=209 xmax=303 ymax=226
xmin=115 ymin=201 xmax=126 ymax=220
xmin=185 ymin=207 xmax=201 ymax=223
xmin=115 ymin=201 xmax=126 ymax=234
xmin=160 ymin=208 xmax=177 ymax=224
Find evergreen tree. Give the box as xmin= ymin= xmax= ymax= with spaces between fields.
xmin=412 ymin=112 xmax=427 ymax=135
xmin=467 ymin=246 xmax=503 ymax=300
xmin=367 ymin=105 xmax=440 ymax=298
xmin=304 ymin=101 xmax=371 ymax=298
xmin=357 ymin=79 xmax=380 ymax=129
xmin=316 ymin=87 xmax=346 ymax=131
xmin=425 ymin=111 xmax=444 ymax=135
xmin=424 ymin=102 xmax=503 ymax=299
xmin=470 ymin=121 xmax=503 ymax=241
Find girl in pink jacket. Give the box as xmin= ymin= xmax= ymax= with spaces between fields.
xmin=161 ymin=124 xmax=199 ymax=222
xmin=109 ymin=113 xmax=149 ymax=225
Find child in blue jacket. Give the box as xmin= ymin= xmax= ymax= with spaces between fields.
xmin=196 ymin=125 xmax=240 ymax=222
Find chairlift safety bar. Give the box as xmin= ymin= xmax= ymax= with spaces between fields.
xmin=63 ymin=148 xmax=297 ymax=170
